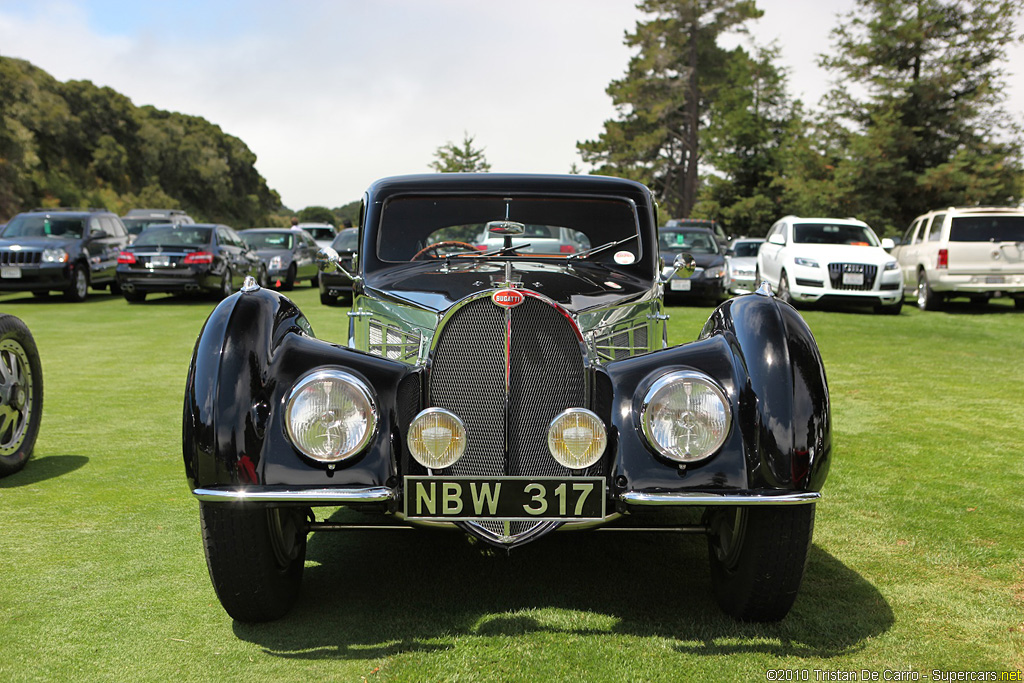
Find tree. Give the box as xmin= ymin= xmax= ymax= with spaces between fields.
xmin=429 ymin=132 xmax=491 ymax=173
xmin=298 ymin=206 xmax=336 ymax=226
xmin=781 ymin=0 xmax=1024 ymax=233
xmin=577 ymin=0 xmax=763 ymax=218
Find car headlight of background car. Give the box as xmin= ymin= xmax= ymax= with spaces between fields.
xmin=794 ymin=257 xmax=819 ymax=268
xmin=702 ymin=265 xmax=726 ymax=279
xmin=640 ymin=371 xmax=731 ymax=463
xmin=884 ymin=260 xmax=899 ymax=271
xmin=42 ymin=248 xmax=68 ymax=264
xmin=269 ymin=255 xmax=283 ymax=271
xmin=285 ymin=369 xmax=378 ymax=463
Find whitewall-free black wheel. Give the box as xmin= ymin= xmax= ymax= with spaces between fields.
xmin=199 ymin=503 xmax=308 ymax=622
xmin=706 ymin=504 xmax=815 ymax=622
xmin=0 ymin=315 xmax=43 ymax=477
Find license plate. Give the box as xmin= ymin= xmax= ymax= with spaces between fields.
xmin=670 ymin=279 xmax=691 ymax=291
xmin=149 ymin=255 xmax=171 ymax=268
xmin=842 ymin=272 xmax=864 ymax=286
xmin=404 ymin=476 xmax=605 ymax=521
xmin=1 ymin=266 xmax=21 ymax=279
xmin=986 ymin=275 xmax=1005 ymax=284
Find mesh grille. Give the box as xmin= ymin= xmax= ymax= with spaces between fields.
xmin=594 ymin=323 xmax=649 ymax=362
xmin=428 ymin=295 xmax=588 ymax=542
xmin=828 ymin=263 xmax=878 ymax=290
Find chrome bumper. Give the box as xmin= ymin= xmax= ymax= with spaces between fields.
xmin=619 ymin=490 xmax=820 ymax=506
xmin=193 ymin=485 xmax=818 ymax=506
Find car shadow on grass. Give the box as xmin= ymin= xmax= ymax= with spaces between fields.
xmin=233 ymin=508 xmax=893 ymax=661
xmin=0 ymin=454 xmax=88 ymax=487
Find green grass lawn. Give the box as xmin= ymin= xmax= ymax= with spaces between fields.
xmin=1 ymin=287 xmax=1021 ymax=681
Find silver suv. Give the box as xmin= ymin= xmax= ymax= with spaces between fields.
xmin=892 ymin=207 xmax=1024 ymax=310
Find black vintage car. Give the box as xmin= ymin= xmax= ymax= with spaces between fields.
xmin=184 ymin=174 xmax=831 ymax=623
xmin=117 ymin=224 xmax=264 ymax=302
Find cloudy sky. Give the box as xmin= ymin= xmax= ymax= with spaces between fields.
xmin=1 ymin=0 xmax=1021 ymax=211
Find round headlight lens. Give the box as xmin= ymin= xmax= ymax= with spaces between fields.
xmin=408 ymin=408 xmax=466 ymax=469
xmin=547 ymin=408 xmax=606 ymax=469
xmin=640 ymin=371 xmax=730 ymax=463
xmin=285 ymin=370 xmax=377 ymax=463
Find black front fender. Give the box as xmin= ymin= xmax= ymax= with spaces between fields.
xmin=183 ymin=287 xmax=417 ymax=492
xmin=605 ymin=292 xmax=831 ymax=496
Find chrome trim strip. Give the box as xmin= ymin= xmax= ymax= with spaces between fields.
xmin=193 ymin=486 xmax=396 ymax=503
xmin=619 ymin=491 xmax=820 ymax=506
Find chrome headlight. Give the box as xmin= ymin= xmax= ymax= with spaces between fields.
xmin=640 ymin=371 xmax=731 ymax=463
xmin=269 ymin=255 xmax=283 ymax=270
xmin=285 ymin=369 xmax=377 ymax=463
xmin=884 ymin=260 xmax=899 ymax=271
xmin=794 ymin=257 xmax=819 ymax=268
xmin=407 ymin=408 xmax=466 ymax=469
xmin=547 ymin=408 xmax=606 ymax=469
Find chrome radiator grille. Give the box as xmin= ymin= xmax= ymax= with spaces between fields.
xmin=828 ymin=263 xmax=878 ymax=290
xmin=429 ymin=295 xmax=586 ymax=479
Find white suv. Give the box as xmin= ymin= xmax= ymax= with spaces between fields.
xmin=757 ymin=216 xmax=903 ymax=314
xmin=892 ymin=207 xmax=1024 ymax=310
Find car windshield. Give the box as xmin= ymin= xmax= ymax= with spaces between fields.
xmin=659 ymin=230 xmax=718 ymax=254
xmin=243 ymin=232 xmax=294 ymax=250
xmin=949 ymin=215 xmax=1024 ymax=242
xmin=2 ymin=215 xmax=85 ymax=239
xmin=731 ymin=241 xmax=761 ymax=258
xmin=134 ymin=226 xmax=211 ymax=247
xmin=377 ymin=195 xmax=640 ymax=262
xmin=123 ymin=218 xmax=171 ymax=236
xmin=305 ymin=227 xmax=335 ymax=240
xmin=793 ymin=223 xmax=878 ymax=246
xmin=332 ymin=229 xmax=358 ymax=252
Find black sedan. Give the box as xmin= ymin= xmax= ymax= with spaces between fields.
xmin=658 ymin=225 xmax=727 ymax=304
xmin=116 ymin=224 xmax=263 ymax=303
xmin=317 ymin=227 xmax=358 ymax=305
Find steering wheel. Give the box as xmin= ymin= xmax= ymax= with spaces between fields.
xmin=411 ymin=241 xmax=479 ymax=261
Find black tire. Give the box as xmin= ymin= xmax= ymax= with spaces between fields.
xmin=1015 ymin=298 xmax=1024 ymax=310
xmin=320 ymin=292 xmax=338 ymax=306
xmin=310 ymin=273 xmax=319 ymax=287
xmin=776 ymin=270 xmax=793 ymax=305
xmin=217 ymin=270 xmax=233 ymax=300
xmin=281 ymin=264 xmax=296 ymax=291
xmin=916 ymin=270 xmax=942 ymax=311
xmin=706 ymin=504 xmax=815 ymax=622
xmin=199 ymin=503 xmax=307 ymax=622
xmin=257 ymin=265 xmax=269 ymax=289
xmin=32 ymin=291 xmax=49 ymax=299
xmin=109 ymin=278 xmax=122 ymax=296
xmin=123 ymin=290 xmax=147 ymax=303
xmin=0 ymin=315 xmax=43 ymax=477
xmin=64 ymin=263 xmax=89 ymax=302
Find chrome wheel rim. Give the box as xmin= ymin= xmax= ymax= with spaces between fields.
xmin=0 ymin=339 xmax=34 ymax=456
xmin=916 ymin=276 xmax=928 ymax=309
xmin=74 ymin=268 xmax=87 ymax=299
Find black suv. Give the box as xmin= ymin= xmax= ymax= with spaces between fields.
xmin=0 ymin=208 xmax=130 ymax=301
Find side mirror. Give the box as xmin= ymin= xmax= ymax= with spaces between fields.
xmin=768 ymin=234 xmax=786 ymax=246
xmin=660 ymin=252 xmax=696 ymax=283
xmin=90 ymin=229 xmax=109 ymax=239
xmin=317 ymin=246 xmax=361 ymax=284
xmin=881 ymin=238 xmax=895 ymax=250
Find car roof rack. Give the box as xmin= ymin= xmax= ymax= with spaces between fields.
xmin=29 ymin=207 xmax=108 ymax=213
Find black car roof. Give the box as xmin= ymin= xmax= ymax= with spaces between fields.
xmin=367 ymin=173 xmax=652 ymax=198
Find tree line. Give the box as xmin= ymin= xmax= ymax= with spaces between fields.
xmin=578 ymin=0 xmax=1024 ymax=237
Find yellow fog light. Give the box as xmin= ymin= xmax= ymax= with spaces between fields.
xmin=408 ymin=408 xmax=466 ymax=469
xmin=285 ymin=370 xmax=377 ymax=463
xmin=547 ymin=408 xmax=606 ymax=469
xmin=640 ymin=371 xmax=730 ymax=463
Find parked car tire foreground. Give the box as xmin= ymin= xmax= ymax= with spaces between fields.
xmin=183 ymin=174 xmax=831 ymax=623
xmin=757 ymin=216 xmax=904 ymax=314
xmin=0 ymin=314 xmax=43 ymax=477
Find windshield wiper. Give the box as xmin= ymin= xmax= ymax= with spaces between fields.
xmin=459 ymin=243 xmax=533 ymax=258
xmin=566 ymin=234 xmax=638 ymax=261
